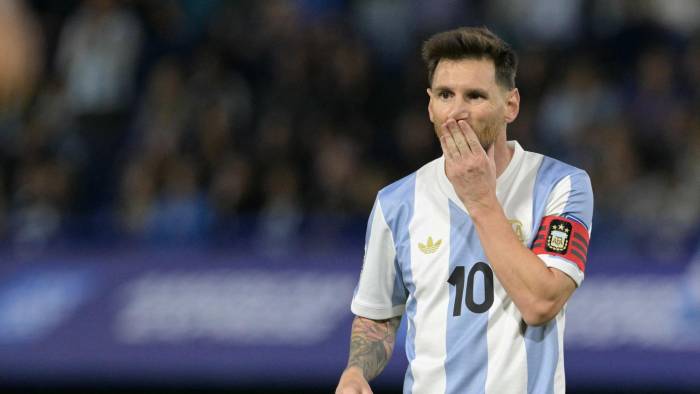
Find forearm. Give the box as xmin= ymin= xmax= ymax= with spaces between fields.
xmin=345 ymin=315 xmax=401 ymax=381
xmin=469 ymin=200 xmax=572 ymax=324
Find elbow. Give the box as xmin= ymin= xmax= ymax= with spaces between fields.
xmin=522 ymin=313 xmax=554 ymax=327
xmin=520 ymin=299 xmax=561 ymax=326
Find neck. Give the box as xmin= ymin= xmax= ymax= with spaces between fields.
xmin=491 ymin=133 xmax=514 ymax=178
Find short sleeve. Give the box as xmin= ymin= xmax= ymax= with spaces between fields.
xmin=533 ymin=171 xmax=594 ymax=287
xmin=351 ymin=198 xmax=407 ymax=319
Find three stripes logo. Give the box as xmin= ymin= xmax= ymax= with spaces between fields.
xmin=418 ymin=236 xmax=442 ymax=254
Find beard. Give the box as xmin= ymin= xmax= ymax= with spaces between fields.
xmin=472 ymin=116 xmax=502 ymax=150
xmin=434 ymin=115 xmax=503 ymax=150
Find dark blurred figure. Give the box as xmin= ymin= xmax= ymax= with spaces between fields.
xmin=146 ymin=155 xmax=210 ymax=242
xmin=55 ymin=0 xmax=143 ymax=211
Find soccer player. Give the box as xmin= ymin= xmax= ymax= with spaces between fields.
xmin=336 ymin=27 xmax=593 ymax=394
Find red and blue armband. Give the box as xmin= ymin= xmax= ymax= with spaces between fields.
xmin=531 ymin=216 xmax=589 ymax=272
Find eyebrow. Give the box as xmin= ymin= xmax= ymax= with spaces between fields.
xmin=433 ymin=86 xmax=489 ymax=96
xmin=432 ymin=85 xmax=453 ymax=92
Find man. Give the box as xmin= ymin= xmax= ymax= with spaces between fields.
xmin=336 ymin=27 xmax=593 ymax=394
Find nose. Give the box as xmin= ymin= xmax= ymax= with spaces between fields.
xmin=447 ymin=97 xmax=469 ymax=121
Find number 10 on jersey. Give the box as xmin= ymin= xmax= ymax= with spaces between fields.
xmin=447 ymin=262 xmax=494 ymax=316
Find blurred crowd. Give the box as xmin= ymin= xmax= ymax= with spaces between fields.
xmin=0 ymin=0 xmax=698 ymax=259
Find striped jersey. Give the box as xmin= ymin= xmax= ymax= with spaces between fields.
xmin=351 ymin=141 xmax=594 ymax=394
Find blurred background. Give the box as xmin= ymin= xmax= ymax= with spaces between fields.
xmin=0 ymin=0 xmax=698 ymax=393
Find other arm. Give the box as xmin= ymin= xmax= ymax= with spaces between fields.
xmin=336 ymin=315 xmax=402 ymax=394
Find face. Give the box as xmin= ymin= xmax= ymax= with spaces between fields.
xmin=427 ymin=58 xmax=519 ymax=149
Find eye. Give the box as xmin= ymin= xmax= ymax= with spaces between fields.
xmin=438 ymin=90 xmax=453 ymax=99
xmin=468 ymin=92 xmax=486 ymax=100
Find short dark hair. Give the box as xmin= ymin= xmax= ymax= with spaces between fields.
xmin=422 ymin=26 xmax=518 ymax=89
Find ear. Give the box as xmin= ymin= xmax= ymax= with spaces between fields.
xmin=504 ymin=88 xmax=520 ymax=124
xmin=427 ymin=88 xmax=434 ymax=123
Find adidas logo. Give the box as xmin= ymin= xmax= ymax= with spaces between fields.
xmin=418 ymin=236 xmax=442 ymax=254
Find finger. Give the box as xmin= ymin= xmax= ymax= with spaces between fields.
xmin=486 ymin=143 xmax=496 ymax=166
xmin=487 ymin=143 xmax=495 ymax=160
xmin=438 ymin=132 xmax=449 ymax=158
xmin=458 ymin=120 xmax=485 ymax=155
xmin=447 ymin=119 xmax=472 ymax=155
xmin=440 ymin=133 xmax=461 ymax=160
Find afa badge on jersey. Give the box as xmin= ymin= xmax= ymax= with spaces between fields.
xmin=546 ymin=219 xmax=571 ymax=253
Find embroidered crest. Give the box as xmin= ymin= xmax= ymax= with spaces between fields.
xmin=546 ymin=219 xmax=571 ymax=254
xmin=509 ymin=219 xmax=525 ymax=243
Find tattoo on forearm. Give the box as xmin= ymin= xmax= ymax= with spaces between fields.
xmin=347 ymin=316 xmax=401 ymax=381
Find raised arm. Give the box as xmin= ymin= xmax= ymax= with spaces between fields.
xmin=336 ymin=315 xmax=402 ymax=394
xmin=440 ymin=119 xmax=591 ymax=326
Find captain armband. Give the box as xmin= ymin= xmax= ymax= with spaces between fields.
xmin=531 ymin=216 xmax=589 ymax=271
